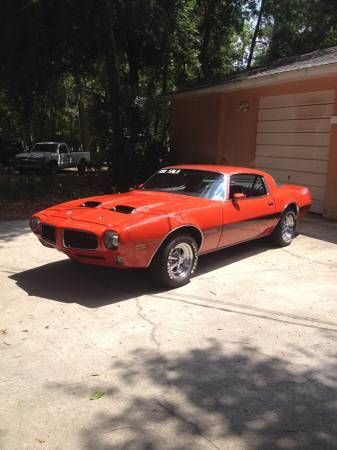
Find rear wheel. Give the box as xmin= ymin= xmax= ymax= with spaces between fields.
xmin=150 ymin=235 xmax=198 ymax=288
xmin=271 ymin=210 xmax=296 ymax=247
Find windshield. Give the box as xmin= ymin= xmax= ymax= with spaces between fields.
xmin=31 ymin=143 xmax=58 ymax=153
xmin=141 ymin=168 xmax=225 ymax=200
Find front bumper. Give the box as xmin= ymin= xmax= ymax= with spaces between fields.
xmin=14 ymin=159 xmax=47 ymax=170
xmin=36 ymin=221 xmax=133 ymax=268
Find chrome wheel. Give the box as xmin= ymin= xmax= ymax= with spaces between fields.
xmin=167 ymin=242 xmax=194 ymax=281
xmin=281 ymin=213 xmax=295 ymax=242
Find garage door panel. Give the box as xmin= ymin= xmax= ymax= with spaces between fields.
xmin=258 ymin=104 xmax=334 ymax=121
xmin=256 ymin=156 xmax=327 ymax=174
xmin=264 ymin=175 xmax=324 ymax=200
xmin=259 ymin=168 xmax=326 ymax=188
xmin=257 ymin=118 xmax=330 ymax=133
xmin=255 ymin=90 xmax=333 ymax=213
xmin=259 ymin=90 xmax=334 ymax=109
xmin=310 ymin=200 xmax=323 ymax=214
xmin=256 ymin=145 xmax=329 ymax=160
xmin=257 ymin=132 xmax=330 ymax=147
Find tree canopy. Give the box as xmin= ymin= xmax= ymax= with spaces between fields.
xmin=0 ymin=0 xmax=337 ymax=185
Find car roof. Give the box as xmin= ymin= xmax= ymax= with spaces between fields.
xmin=167 ymin=164 xmax=268 ymax=177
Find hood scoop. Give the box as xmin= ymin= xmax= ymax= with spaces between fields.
xmin=111 ymin=205 xmax=135 ymax=214
xmin=81 ymin=201 xmax=101 ymax=208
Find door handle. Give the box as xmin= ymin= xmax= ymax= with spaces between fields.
xmin=268 ymin=201 xmax=274 ymax=206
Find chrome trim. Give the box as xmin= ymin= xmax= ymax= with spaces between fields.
xmin=167 ymin=242 xmax=194 ymax=281
xmin=39 ymin=237 xmax=57 ymax=248
xmin=146 ymin=224 xmax=204 ymax=268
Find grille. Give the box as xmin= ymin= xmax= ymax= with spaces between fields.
xmin=41 ymin=224 xmax=56 ymax=244
xmin=63 ymin=230 xmax=98 ymax=250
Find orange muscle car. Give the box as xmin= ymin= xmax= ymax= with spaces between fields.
xmin=30 ymin=165 xmax=311 ymax=287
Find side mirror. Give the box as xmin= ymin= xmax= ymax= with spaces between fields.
xmin=232 ymin=192 xmax=246 ymax=202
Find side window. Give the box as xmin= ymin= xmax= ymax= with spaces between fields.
xmin=250 ymin=176 xmax=267 ymax=197
xmin=229 ymin=174 xmax=267 ymax=199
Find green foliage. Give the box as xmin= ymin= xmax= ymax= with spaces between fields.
xmin=0 ymin=1 xmax=337 ymax=186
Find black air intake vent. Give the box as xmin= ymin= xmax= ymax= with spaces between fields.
xmin=112 ymin=205 xmax=135 ymax=214
xmin=80 ymin=201 xmax=101 ymax=208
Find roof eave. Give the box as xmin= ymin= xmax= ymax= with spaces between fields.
xmin=171 ymin=62 xmax=337 ymax=99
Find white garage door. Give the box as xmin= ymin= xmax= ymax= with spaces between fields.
xmin=256 ymin=90 xmax=334 ymax=213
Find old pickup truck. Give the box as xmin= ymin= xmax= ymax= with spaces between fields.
xmin=14 ymin=142 xmax=90 ymax=174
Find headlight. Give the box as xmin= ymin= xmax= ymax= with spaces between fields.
xmin=104 ymin=230 xmax=119 ymax=249
xmin=30 ymin=216 xmax=41 ymax=234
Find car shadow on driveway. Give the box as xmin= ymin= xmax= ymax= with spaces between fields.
xmin=10 ymin=239 xmax=271 ymax=308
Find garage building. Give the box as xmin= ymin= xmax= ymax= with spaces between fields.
xmin=170 ymin=47 xmax=337 ymax=218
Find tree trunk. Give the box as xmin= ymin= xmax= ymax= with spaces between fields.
xmin=103 ymin=1 xmax=127 ymax=189
xmin=22 ymin=94 xmax=33 ymax=147
xmin=199 ymin=1 xmax=216 ymax=79
xmin=246 ymin=0 xmax=265 ymax=69
xmin=76 ymin=81 xmax=91 ymax=153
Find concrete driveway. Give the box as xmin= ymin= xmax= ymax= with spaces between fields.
xmin=1 ymin=215 xmax=337 ymax=450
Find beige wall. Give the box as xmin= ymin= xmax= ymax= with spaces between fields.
xmin=170 ymin=74 xmax=337 ymax=218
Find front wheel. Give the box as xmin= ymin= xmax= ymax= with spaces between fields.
xmin=271 ymin=210 xmax=296 ymax=247
xmin=150 ymin=235 xmax=198 ymax=288
xmin=48 ymin=161 xmax=58 ymax=175
xmin=77 ymin=160 xmax=86 ymax=175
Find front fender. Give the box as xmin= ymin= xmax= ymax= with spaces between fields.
xmin=125 ymin=215 xmax=171 ymax=268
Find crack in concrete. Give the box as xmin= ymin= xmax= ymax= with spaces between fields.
xmin=135 ymin=298 xmax=175 ymax=396
xmin=281 ymin=248 xmax=337 ymax=269
xmin=156 ymin=399 xmax=220 ymax=450
xmin=135 ymin=298 xmax=161 ymax=352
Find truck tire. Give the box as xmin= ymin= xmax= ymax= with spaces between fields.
xmin=48 ymin=161 xmax=58 ymax=175
xmin=77 ymin=160 xmax=86 ymax=175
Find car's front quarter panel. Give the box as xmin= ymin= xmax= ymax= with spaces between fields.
xmin=168 ymin=202 xmax=223 ymax=253
xmin=125 ymin=215 xmax=172 ymax=267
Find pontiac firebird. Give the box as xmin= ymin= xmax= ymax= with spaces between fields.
xmin=30 ymin=165 xmax=311 ymax=288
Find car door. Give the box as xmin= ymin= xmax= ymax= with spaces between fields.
xmin=218 ymin=173 xmax=278 ymax=248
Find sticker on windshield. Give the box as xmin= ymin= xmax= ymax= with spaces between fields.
xmin=158 ymin=168 xmax=181 ymax=174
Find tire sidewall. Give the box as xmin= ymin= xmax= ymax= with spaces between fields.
xmin=275 ymin=210 xmax=296 ymax=246
xmin=49 ymin=161 xmax=58 ymax=175
xmin=152 ymin=235 xmax=198 ymax=288
xmin=78 ymin=160 xmax=86 ymax=174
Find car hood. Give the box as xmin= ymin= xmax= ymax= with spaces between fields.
xmin=39 ymin=190 xmax=210 ymax=228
